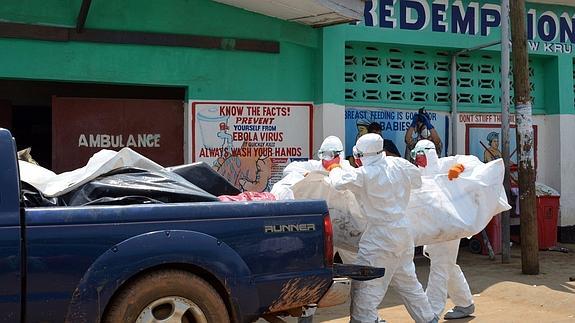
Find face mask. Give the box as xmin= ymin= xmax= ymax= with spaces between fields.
xmin=322 ymin=156 xmax=340 ymax=170
xmin=411 ymin=146 xmax=434 ymax=163
xmin=414 ymin=152 xmax=427 ymax=168
xmin=420 ymin=128 xmax=431 ymax=139
xmin=352 ymin=146 xmax=382 ymax=167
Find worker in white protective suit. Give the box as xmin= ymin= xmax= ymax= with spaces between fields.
xmin=412 ymin=140 xmax=478 ymax=320
xmin=282 ymin=135 xmax=357 ymax=263
xmin=329 ymin=133 xmax=438 ymax=323
xmin=283 ymin=136 xmax=352 ymax=176
xmin=272 ymin=135 xmax=349 ymax=201
xmin=283 ymin=135 xmax=353 ymax=323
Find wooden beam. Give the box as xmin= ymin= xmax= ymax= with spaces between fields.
xmin=76 ymin=0 xmax=93 ymax=33
xmin=0 ymin=22 xmax=67 ymax=41
xmin=0 ymin=22 xmax=280 ymax=54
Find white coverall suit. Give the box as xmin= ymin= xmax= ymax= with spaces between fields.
xmin=281 ymin=136 xmax=353 ymax=323
xmin=273 ymin=136 xmax=352 ymax=201
xmin=413 ymin=140 xmax=478 ymax=318
xmin=282 ymin=136 xmax=352 ymax=176
xmin=329 ymin=134 xmax=437 ymax=323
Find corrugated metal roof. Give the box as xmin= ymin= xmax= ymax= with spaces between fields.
xmin=212 ymin=0 xmax=364 ymax=26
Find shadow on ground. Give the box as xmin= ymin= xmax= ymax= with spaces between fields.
xmin=301 ymin=242 xmax=575 ymax=322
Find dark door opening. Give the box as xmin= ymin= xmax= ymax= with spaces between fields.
xmin=0 ymin=79 xmax=186 ymax=171
xmin=11 ymin=106 xmax=52 ymax=168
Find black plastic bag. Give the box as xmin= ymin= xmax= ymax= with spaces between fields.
xmin=82 ymin=196 xmax=163 ymax=206
xmin=62 ymin=167 xmax=219 ymax=206
xmin=21 ymin=182 xmax=61 ymax=207
xmin=168 ymin=162 xmax=241 ymax=196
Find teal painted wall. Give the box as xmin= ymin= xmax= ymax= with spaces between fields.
xmin=0 ymin=0 xmax=319 ymax=102
xmin=316 ymin=27 xmax=346 ymax=105
xmin=319 ymin=0 xmax=575 ymax=115
xmin=552 ymin=56 xmax=575 ymax=115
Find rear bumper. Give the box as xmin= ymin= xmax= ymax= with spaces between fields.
xmin=317 ymin=277 xmax=351 ymax=308
xmin=317 ymin=263 xmax=385 ymax=308
xmin=333 ymin=263 xmax=385 ymax=281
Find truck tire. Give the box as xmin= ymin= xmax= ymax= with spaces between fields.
xmin=104 ymin=269 xmax=230 ymax=323
xmin=469 ymin=237 xmax=482 ymax=254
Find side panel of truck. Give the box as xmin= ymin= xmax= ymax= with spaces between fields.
xmin=0 ymin=129 xmax=22 ymax=322
xmin=24 ymin=202 xmax=331 ymax=322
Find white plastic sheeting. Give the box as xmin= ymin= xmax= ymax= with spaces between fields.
xmin=270 ymin=171 xmax=304 ymax=200
xmin=291 ymin=171 xmax=366 ymax=249
xmin=19 ymin=148 xmax=163 ymax=197
xmin=272 ymin=158 xmax=511 ymax=251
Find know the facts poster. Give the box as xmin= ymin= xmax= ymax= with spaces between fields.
xmin=192 ymin=102 xmax=312 ymax=192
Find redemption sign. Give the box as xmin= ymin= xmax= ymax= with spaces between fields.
xmin=361 ymin=0 xmax=575 ymax=54
xmin=192 ymin=102 xmax=312 ymax=192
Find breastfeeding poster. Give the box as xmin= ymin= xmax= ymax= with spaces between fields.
xmin=345 ymin=106 xmax=450 ymax=159
xmin=192 ymin=101 xmax=312 ymax=192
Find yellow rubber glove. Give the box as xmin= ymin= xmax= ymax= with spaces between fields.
xmin=448 ymin=163 xmax=465 ymax=180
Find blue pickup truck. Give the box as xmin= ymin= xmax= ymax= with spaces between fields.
xmin=0 ymin=128 xmax=382 ymax=323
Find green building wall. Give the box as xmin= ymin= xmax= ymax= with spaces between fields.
xmin=0 ymin=0 xmax=320 ymax=102
xmin=3 ymin=0 xmax=575 ymax=112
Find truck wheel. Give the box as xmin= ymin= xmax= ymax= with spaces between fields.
xmin=104 ymin=269 xmax=230 ymax=323
xmin=469 ymin=237 xmax=482 ymax=254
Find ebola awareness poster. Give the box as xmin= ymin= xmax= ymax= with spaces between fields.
xmin=192 ymin=102 xmax=312 ymax=192
xmin=345 ymin=106 xmax=450 ymax=160
xmin=465 ymin=123 xmax=538 ymax=172
xmin=459 ymin=113 xmax=538 ymax=169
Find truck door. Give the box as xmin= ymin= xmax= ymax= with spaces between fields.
xmin=0 ymin=128 xmax=22 ymax=322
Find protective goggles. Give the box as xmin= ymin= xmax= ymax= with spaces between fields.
xmin=410 ymin=147 xmax=434 ymax=159
xmin=352 ymin=146 xmax=384 ymax=159
xmin=317 ymin=150 xmax=342 ymax=160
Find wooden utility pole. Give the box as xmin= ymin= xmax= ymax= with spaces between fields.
xmin=510 ymin=0 xmax=539 ymax=274
xmin=500 ymin=0 xmax=511 ymax=264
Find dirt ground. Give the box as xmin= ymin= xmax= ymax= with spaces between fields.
xmin=264 ymin=243 xmax=575 ymax=323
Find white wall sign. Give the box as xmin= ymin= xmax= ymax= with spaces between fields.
xmin=192 ymin=101 xmax=312 ymax=192
xmin=458 ymin=113 xmax=516 ymax=125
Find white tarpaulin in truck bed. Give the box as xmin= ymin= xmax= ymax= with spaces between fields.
xmin=19 ymin=148 xmax=163 ymax=197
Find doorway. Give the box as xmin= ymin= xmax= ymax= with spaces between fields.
xmin=0 ymin=80 xmax=186 ymax=171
